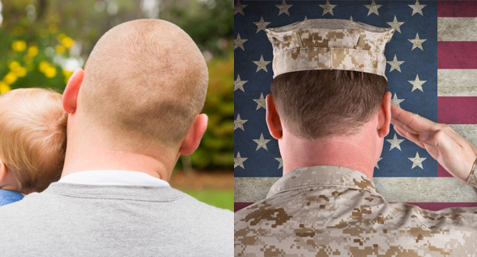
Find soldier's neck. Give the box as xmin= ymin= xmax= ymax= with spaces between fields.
xmin=278 ymin=130 xmax=380 ymax=180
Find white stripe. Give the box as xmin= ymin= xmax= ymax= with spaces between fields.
xmin=234 ymin=177 xmax=279 ymax=202
xmin=438 ymin=69 xmax=477 ymax=96
xmin=234 ymin=177 xmax=477 ymax=203
xmin=438 ymin=17 xmax=477 ymax=41
xmin=374 ymin=177 xmax=477 ymax=202
xmin=449 ymin=124 xmax=477 ymax=147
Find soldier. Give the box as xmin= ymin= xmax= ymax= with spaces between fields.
xmin=235 ymin=19 xmax=477 ymax=256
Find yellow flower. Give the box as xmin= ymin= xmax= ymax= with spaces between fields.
xmin=4 ymin=72 xmax=18 ymax=85
xmin=8 ymin=61 xmax=27 ymax=77
xmin=63 ymin=70 xmax=74 ymax=84
xmin=58 ymin=34 xmax=75 ymax=49
xmin=45 ymin=67 xmax=57 ymax=78
xmin=56 ymin=45 xmax=66 ymax=55
xmin=0 ymin=82 xmax=10 ymax=94
xmin=14 ymin=67 xmax=27 ymax=77
xmin=39 ymin=61 xmax=50 ymax=72
xmin=12 ymin=40 xmax=27 ymax=52
xmin=27 ymin=46 xmax=39 ymax=57
xmin=8 ymin=61 xmax=20 ymax=70
xmin=38 ymin=61 xmax=57 ymax=78
xmin=62 ymin=37 xmax=75 ymax=49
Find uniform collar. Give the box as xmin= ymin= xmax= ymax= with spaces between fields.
xmin=267 ymin=165 xmax=379 ymax=198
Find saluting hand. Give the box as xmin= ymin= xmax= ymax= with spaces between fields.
xmin=391 ymin=104 xmax=477 ymax=184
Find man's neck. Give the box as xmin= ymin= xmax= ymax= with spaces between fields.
xmin=61 ymin=133 xmax=177 ymax=182
xmin=279 ymin=132 xmax=379 ymax=180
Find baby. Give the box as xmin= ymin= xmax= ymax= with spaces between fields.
xmin=0 ymin=88 xmax=67 ymax=206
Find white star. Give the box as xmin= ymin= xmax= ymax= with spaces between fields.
xmin=253 ymin=55 xmax=271 ymax=73
xmin=408 ymin=33 xmax=427 ymax=51
xmin=275 ymin=0 xmax=292 ymax=16
xmin=364 ymin=0 xmax=381 ymax=16
xmin=386 ymin=15 xmax=404 ymax=33
xmin=408 ymin=151 xmax=427 ymax=169
xmin=234 ymin=75 xmax=248 ymax=92
xmin=253 ymin=133 xmax=271 ymax=151
xmin=386 ymin=133 xmax=405 ymax=151
xmin=234 ymin=114 xmax=248 ymax=131
xmin=409 ymin=0 xmax=426 ymax=16
xmin=253 ymin=93 xmax=266 ymax=110
xmin=234 ymin=0 xmax=247 ymax=16
xmin=391 ymin=93 xmax=404 ymax=107
xmin=253 ymin=16 xmax=271 ymax=33
xmin=375 ymin=157 xmax=383 ymax=169
xmin=319 ymin=0 xmax=336 ymax=16
xmin=275 ymin=158 xmax=283 ymax=169
xmin=408 ymin=74 xmax=426 ymax=92
xmin=234 ymin=152 xmax=248 ymax=169
xmin=387 ymin=55 xmax=405 ymax=73
xmin=234 ymin=33 xmax=247 ymax=51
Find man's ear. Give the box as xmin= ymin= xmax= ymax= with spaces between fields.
xmin=266 ymin=94 xmax=283 ymax=139
xmin=63 ymin=68 xmax=85 ymax=114
xmin=377 ymin=91 xmax=392 ymax=138
xmin=179 ymin=114 xmax=208 ymax=155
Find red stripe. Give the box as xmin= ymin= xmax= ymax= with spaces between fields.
xmin=438 ymin=42 xmax=477 ymax=69
xmin=438 ymin=97 xmax=477 ymax=124
xmin=235 ymin=202 xmax=253 ymax=212
xmin=235 ymin=202 xmax=477 ymax=212
xmin=438 ymin=1 xmax=477 ymax=17
xmin=438 ymin=164 xmax=453 ymax=177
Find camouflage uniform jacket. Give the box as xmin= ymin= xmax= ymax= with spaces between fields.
xmin=235 ymin=165 xmax=477 ymax=257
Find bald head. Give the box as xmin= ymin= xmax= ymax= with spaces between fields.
xmin=79 ymin=19 xmax=208 ymax=150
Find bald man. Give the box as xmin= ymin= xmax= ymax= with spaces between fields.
xmin=0 ymin=20 xmax=232 ymax=256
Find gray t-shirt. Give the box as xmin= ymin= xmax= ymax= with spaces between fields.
xmin=0 ymin=182 xmax=233 ymax=256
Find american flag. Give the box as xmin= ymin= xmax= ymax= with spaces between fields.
xmin=234 ymin=0 xmax=477 ymax=212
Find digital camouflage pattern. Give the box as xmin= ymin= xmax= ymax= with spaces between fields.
xmin=235 ymin=166 xmax=477 ymax=256
xmin=266 ymin=19 xmax=394 ymax=79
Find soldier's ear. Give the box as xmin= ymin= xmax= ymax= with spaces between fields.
xmin=377 ymin=91 xmax=392 ymax=138
xmin=266 ymin=94 xmax=283 ymax=139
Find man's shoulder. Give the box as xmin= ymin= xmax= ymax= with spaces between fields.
xmin=0 ymin=187 xmax=233 ymax=257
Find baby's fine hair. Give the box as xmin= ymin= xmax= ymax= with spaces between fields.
xmin=0 ymin=88 xmax=67 ymax=193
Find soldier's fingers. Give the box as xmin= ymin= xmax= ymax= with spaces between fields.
xmin=394 ymin=124 xmax=425 ymax=149
xmin=391 ymin=117 xmax=419 ymax=134
xmin=419 ymin=129 xmax=462 ymax=158
xmin=391 ymin=105 xmax=438 ymax=133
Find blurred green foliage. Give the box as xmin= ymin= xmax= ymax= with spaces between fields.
xmin=190 ymin=50 xmax=234 ymax=169
xmin=183 ymin=189 xmax=234 ymax=211
xmin=0 ymin=0 xmax=233 ymax=171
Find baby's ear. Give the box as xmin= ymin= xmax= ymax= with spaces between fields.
xmin=0 ymin=160 xmax=7 ymax=183
xmin=0 ymin=161 xmax=20 ymax=191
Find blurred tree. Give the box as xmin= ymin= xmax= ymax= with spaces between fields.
xmin=162 ymin=0 xmax=233 ymax=59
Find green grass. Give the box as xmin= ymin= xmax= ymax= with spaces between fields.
xmin=181 ymin=189 xmax=234 ymax=211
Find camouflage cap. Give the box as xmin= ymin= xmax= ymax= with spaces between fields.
xmin=265 ymin=19 xmax=395 ymax=79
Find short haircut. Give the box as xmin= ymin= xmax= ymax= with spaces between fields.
xmin=80 ymin=19 xmax=208 ymax=148
xmin=0 ymin=88 xmax=67 ymax=192
xmin=271 ymin=70 xmax=388 ymax=139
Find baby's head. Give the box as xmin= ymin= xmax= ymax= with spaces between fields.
xmin=0 ymin=88 xmax=67 ymax=193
